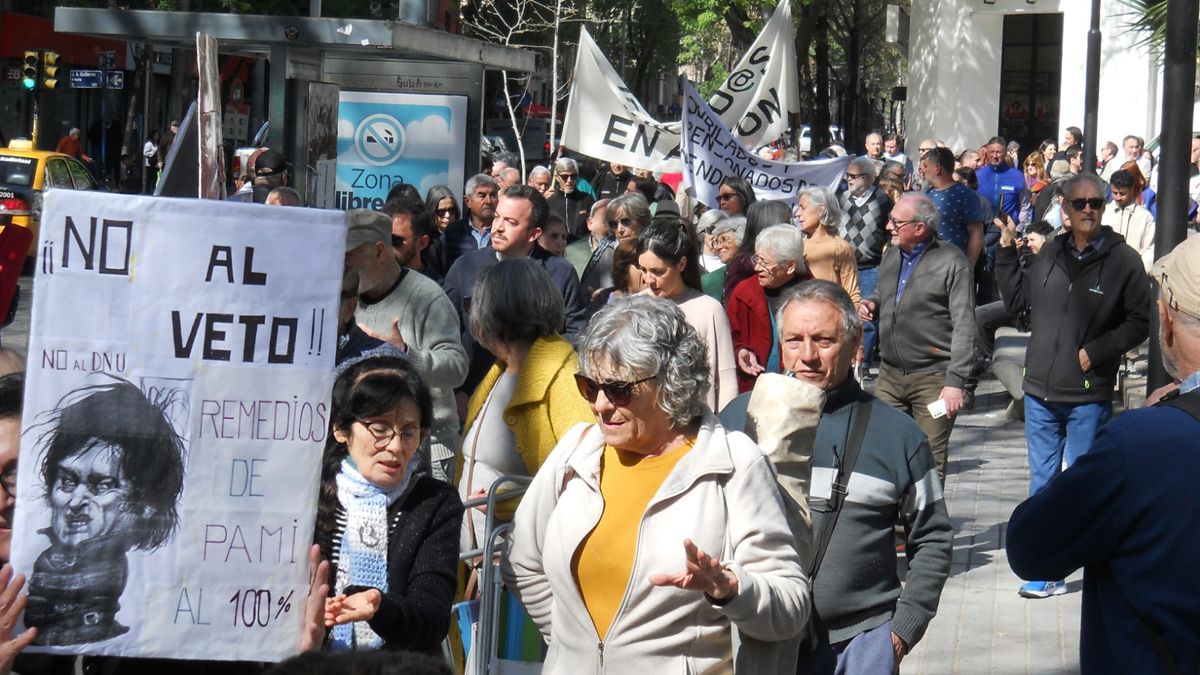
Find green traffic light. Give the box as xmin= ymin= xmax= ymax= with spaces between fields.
xmin=21 ymin=76 xmax=36 ymax=91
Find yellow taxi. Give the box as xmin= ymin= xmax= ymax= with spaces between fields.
xmin=0 ymin=139 xmax=99 ymax=256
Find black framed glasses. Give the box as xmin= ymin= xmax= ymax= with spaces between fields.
xmin=574 ymin=373 xmax=656 ymax=405
xmin=354 ymin=418 xmax=421 ymax=449
xmin=435 ymin=207 xmax=457 ymax=216
xmin=715 ymin=192 xmax=738 ymax=202
xmin=557 ymin=173 xmax=578 ymax=181
xmin=390 ymin=234 xmax=406 ymax=248
xmin=0 ymin=466 xmax=14 ymax=499
xmin=1069 ymin=198 xmax=1106 ymax=211
xmin=844 ymin=172 xmax=867 ymax=180
xmin=608 ymin=217 xmax=634 ymax=229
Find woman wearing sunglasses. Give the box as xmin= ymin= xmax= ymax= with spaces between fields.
xmin=424 ymin=185 xmax=460 ymax=234
xmin=455 ymin=259 xmax=593 ymax=549
xmin=503 ymin=295 xmax=809 ymax=674
xmin=314 ymin=355 xmax=464 ymax=653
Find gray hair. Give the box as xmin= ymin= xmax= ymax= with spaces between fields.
xmin=590 ymin=198 xmax=610 ymax=218
xmin=696 ymin=208 xmax=728 ymax=236
xmin=755 ymin=225 xmax=806 ymax=270
xmin=266 ymin=186 xmax=303 ymax=206
xmin=554 ymin=157 xmax=579 ymax=174
xmin=776 ymin=280 xmax=862 ymax=347
xmin=464 ymin=173 xmax=499 ymax=197
xmin=900 ymin=193 xmax=941 ymax=233
xmin=499 ymin=167 xmax=520 ymax=183
xmin=578 ymin=295 xmax=709 ymax=426
xmin=848 ymin=155 xmax=879 ymax=179
xmin=470 ymin=258 xmax=564 ymax=349
xmin=528 ymin=165 xmax=551 ymax=180
xmin=712 ymin=215 xmax=746 ymax=244
xmin=798 ymin=185 xmax=843 ymax=233
xmin=606 ymin=194 xmax=652 ymax=227
xmin=1062 ymin=172 xmax=1107 ymax=200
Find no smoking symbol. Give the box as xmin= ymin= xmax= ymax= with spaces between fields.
xmin=354 ymin=114 xmax=407 ymax=166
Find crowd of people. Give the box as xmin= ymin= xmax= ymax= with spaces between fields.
xmin=0 ymin=122 xmax=1196 ymax=675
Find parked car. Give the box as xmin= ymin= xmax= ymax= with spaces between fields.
xmin=796 ymin=125 xmax=845 ymax=154
xmin=0 ymin=139 xmax=99 ymax=257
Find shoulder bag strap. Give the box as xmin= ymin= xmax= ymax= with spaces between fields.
xmin=1157 ymin=388 xmax=1200 ymax=422
xmin=807 ymin=400 xmax=873 ymax=579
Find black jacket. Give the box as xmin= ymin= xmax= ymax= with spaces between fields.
xmin=320 ymin=476 xmax=464 ymax=654
xmin=591 ymin=169 xmax=630 ymax=200
xmin=547 ymin=190 xmax=595 ymax=241
xmin=996 ymin=227 xmax=1151 ymax=403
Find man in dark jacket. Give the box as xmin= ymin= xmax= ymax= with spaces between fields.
xmin=441 ymin=174 xmax=498 ymax=274
xmin=546 ymin=157 xmax=594 ymax=241
xmin=995 ymin=172 xmax=1151 ymax=599
xmin=1007 ymin=235 xmax=1200 ymax=673
xmin=859 ymin=193 xmax=976 ymax=481
xmin=590 ymin=161 xmax=632 ymax=201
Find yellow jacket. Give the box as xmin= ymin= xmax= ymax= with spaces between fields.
xmin=456 ymin=334 xmax=595 ymax=484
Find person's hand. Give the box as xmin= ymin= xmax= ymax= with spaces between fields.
xmin=0 ymin=563 xmax=36 ymax=673
xmin=648 ymin=539 xmax=739 ymax=601
xmin=325 ymin=589 xmax=382 ymax=626
xmin=940 ymin=386 xmax=965 ymax=417
xmin=1145 ymin=382 xmax=1181 ymax=407
xmin=858 ymin=299 xmax=876 ymax=322
xmin=997 ymin=213 xmax=1018 ymax=247
xmin=359 ymin=318 xmax=406 ymax=353
xmin=300 ymin=545 xmax=330 ymax=652
xmin=891 ymin=631 xmax=909 ymax=667
xmin=1078 ymin=348 xmax=1092 ymax=373
xmin=468 ymin=487 xmax=489 ymax=513
xmin=735 ymin=348 xmax=764 ymax=377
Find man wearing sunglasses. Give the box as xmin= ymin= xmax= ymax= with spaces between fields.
xmin=547 ymin=157 xmax=594 ymax=241
xmin=995 ymin=172 xmax=1151 ymax=600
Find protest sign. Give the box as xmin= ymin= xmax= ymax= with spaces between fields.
xmin=560 ymin=0 xmax=798 ymax=173
xmin=336 ymin=90 xmax=467 ymax=212
xmin=10 ymin=191 xmax=343 ymax=661
xmin=680 ymin=80 xmax=852 ymax=208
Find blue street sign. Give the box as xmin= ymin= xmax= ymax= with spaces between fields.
xmin=69 ymin=69 xmax=103 ymax=89
xmin=106 ymin=71 xmax=124 ymax=89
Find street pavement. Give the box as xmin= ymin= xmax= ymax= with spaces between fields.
xmin=0 ymin=277 xmax=1094 ymax=672
xmin=899 ymin=378 xmax=1084 ymax=675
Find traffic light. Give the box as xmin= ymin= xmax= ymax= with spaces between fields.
xmin=41 ymin=51 xmax=59 ymax=91
xmin=21 ymin=51 xmax=38 ymax=91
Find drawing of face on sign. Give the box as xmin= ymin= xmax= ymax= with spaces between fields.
xmin=24 ymin=379 xmax=186 ymax=646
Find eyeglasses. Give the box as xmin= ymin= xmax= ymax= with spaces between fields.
xmin=888 ymin=216 xmax=922 ymax=229
xmin=0 ymin=466 xmax=14 ymax=499
xmin=1161 ymin=270 xmax=1200 ymax=319
xmin=574 ymin=373 xmax=657 ymax=405
xmin=608 ymin=217 xmax=634 ymax=229
xmin=557 ymin=173 xmax=578 ymax=181
xmin=844 ymin=173 xmax=866 ymax=180
xmin=751 ymin=254 xmax=781 ymax=270
xmin=354 ymin=418 xmax=421 ymax=449
xmin=1069 ymin=198 xmax=1106 ymax=211
xmin=435 ymin=207 xmax=457 ymax=216
xmin=715 ymin=192 xmax=738 ymax=202
xmin=390 ymin=234 xmax=406 ymax=248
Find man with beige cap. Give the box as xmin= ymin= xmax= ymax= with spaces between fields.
xmin=344 ymin=208 xmax=468 ymax=481
xmin=1007 ymin=234 xmax=1200 ymax=674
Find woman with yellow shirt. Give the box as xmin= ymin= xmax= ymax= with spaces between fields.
xmin=455 ymin=259 xmax=593 ymax=551
xmin=502 ymin=295 xmax=810 ymax=673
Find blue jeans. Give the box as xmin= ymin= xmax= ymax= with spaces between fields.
xmin=1024 ymin=395 xmax=1111 ymax=496
xmin=858 ymin=266 xmax=879 ymax=364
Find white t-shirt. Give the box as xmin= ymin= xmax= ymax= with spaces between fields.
xmin=458 ymin=372 xmax=522 ymax=551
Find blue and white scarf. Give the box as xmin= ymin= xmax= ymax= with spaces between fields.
xmin=331 ymin=458 xmax=412 ymax=650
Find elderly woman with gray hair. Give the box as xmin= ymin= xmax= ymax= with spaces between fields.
xmin=455 ymin=258 xmax=593 ymax=550
xmin=548 ymin=157 xmax=595 ymax=240
xmin=502 ymin=295 xmax=809 ymax=673
xmin=795 ymin=185 xmax=861 ymax=304
xmin=726 ymin=224 xmax=809 ymax=392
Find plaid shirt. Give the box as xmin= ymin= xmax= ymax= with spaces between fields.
xmin=839 ymin=186 xmax=893 ymax=269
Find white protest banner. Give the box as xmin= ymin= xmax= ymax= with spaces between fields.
xmin=561 ymin=0 xmax=798 ymax=173
xmin=11 ymin=191 xmax=343 ymax=661
xmin=680 ymin=80 xmax=852 ymax=208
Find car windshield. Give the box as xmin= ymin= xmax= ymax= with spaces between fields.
xmin=0 ymin=155 xmax=35 ymax=187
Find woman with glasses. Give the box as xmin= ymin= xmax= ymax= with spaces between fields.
xmin=455 ymin=259 xmax=593 ymax=549
xmin=726 ymin=225 xmax=809 ymax=392
xmin=716 ymin=176 xmax=756 ymax=216
xmin=502 ymin=295 xmax=809 ymax=673
xmin=794 ymin=186 xmax=861 ymax=304
xmin=424 ymin=185 xmax=460 ymax=234
xmin=315 ymin=355 xmax=463 ymax=653
xmin=636 ymin=220 xmax=738 ymax=412
xmin=548 ymin=157 xmax=595 ymax=240
xmin=724 ymin=199 xmax=793 ymax=302
xmin=701 ymin=216 xmax=746 ymax=301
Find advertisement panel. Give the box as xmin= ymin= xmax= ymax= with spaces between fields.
xmin=336 ymin=91 xmax=467 ymax=210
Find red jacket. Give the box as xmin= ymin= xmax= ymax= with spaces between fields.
xmin=726 ymin=276 xmax=771 ymax=393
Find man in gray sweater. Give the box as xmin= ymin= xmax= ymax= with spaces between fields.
xmin=859 ymin=193 xmax=975 ymax=480
xmin=345 ymin=209 xmax=469 ymax=481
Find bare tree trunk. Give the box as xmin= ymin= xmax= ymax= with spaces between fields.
xmin=123 ymin=45 xmax=149 ymax=175
xmin=501 ymin=72 xmax=527 ymax=176
xmin=549 ymin=3 xmax=561 ymax=154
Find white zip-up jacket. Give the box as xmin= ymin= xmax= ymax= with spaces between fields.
xmin=501 ymin=415 xmax=810 ymax=674
xmin=1101 ymin=201 xmax=1156 ymax=271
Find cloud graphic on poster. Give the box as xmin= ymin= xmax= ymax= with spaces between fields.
xmin=419 ymin=172 xmax=450 ymax=196
xmin=338 ymin=120 xmax=354 ymax=139
xmin=403 ymin=115 xmax=454 ymax=160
